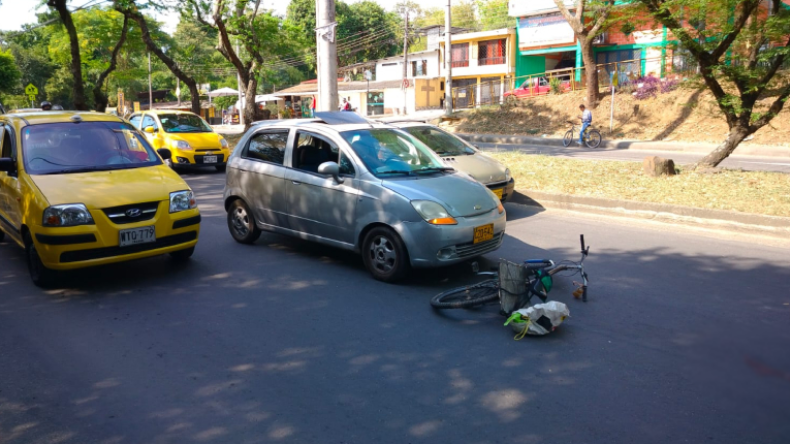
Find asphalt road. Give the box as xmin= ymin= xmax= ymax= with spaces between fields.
xmin=2 ymin=171 xmax=789 ymax=444
xmin=477 ymin=143 xmax=790 ymax=173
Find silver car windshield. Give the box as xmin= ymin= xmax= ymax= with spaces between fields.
xmin=341 ymin=128 xmax=451 ymax=178
xmin=401 ymin=126 xmax=475 ymax=156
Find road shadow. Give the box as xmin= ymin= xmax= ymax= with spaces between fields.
xmin=652 ymin=87 xmax=705 ymax=141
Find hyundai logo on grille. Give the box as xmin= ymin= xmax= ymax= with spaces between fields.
xmin=125 ymin=208 xmax=142 ymax=218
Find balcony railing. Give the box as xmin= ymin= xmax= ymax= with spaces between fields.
xmin=478 ymin=57 xmax=505 ymax=66
xmin=451 ymin=59 xmax=469 ymax=68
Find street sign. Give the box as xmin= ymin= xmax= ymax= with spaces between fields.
xmin=28 ymin=94 xmax=36 ymax=102
xmin=133 ymin=102 xmax=140 ymax=112
xmin=25 ymin=83 xmax=38 ymax=96
xmin=117 ymin=89 xmax=125 ymax=114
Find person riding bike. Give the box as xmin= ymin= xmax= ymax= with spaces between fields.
xmin=578 ymin=104 xmax=592 ymax=145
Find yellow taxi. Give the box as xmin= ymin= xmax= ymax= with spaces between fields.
xmin=129 ymin=110 xmax=230 ymax=171
xmin=0 ymin=111 xmax=200 ymax=287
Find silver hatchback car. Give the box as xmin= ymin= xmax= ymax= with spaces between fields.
xmin=223 ymin=113 xmax=506 ymax=282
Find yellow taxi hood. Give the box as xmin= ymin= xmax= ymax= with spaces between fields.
xmin=31 ymin=166 xmax=190 ymax=209
xmin=168 ymin=132 xmax=224 ymax=149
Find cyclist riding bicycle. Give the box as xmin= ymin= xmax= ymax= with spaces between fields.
xmin=578 ymin=104 xmax=591 ymax=146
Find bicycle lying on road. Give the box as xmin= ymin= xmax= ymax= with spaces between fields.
xmin=430 ymin=235 xmax=590 ymax=314
xmin=562 ymin=121 xmax=602 ymax=148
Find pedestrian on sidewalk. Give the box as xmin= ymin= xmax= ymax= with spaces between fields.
xmin=311 ymin=96 xmax=316 ymax=117
xmin=578 ymin=104 xmax=592 ymax=145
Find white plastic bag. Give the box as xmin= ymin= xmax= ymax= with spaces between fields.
xmin=504 ymin=301 xmax=570 ymax=339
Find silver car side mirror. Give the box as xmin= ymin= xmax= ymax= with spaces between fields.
xmin=318 ymin=161 xmax=344 ymax=184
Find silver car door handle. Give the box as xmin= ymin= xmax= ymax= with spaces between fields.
xmin=291 ymin=181 xmax=302 ymax=185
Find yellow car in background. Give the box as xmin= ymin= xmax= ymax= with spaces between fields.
xmin=129 ymin=110 xmax=230 ymax=172
xmin=0 ymin=111 xmax=200 ymax=287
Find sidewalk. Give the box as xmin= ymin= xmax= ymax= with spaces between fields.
xmin=456 ymin=132 xmax=790 ymax=158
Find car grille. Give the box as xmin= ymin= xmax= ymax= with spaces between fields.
xmin=456 ymin=232 xmax=504 ymax=258
xmin=194 ymin=154 xmax=225 ymax=164
xmin=485 ymin=181 xmax=508 ymax=189
xmin=102 ymin=201 xmax=160 ymax=224
xmin=60 ymin=231 xmax=197 ymax=263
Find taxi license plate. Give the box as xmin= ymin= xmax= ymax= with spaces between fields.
xmin=203 ymin=155 xmax=218 ymax=163
xmin=119 ymin=226 xmax=156 ymax=247
xmin=492 ymin=188 xmax=504 ymax=199
xmin=473 ymin=223 xmax=495 ymax=244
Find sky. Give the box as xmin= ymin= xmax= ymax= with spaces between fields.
xmin=0 ymin=0 xmax=453 ymax=33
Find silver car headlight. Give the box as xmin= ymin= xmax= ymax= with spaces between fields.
xmin=43 ymin=204 xmax=94 ymax=227
xmin=505 ymin=168 xmax=511 ymax=181
xmin=170 ymin=190 xmax=197 ymax=213
xmin=411 ymin=200 xmax=457 ymax=225
xmin=171 ymin=140 xmax=192 ymax=151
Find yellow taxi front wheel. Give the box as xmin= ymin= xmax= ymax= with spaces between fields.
xmin=25 ymin=234 xmax=58 ymax=288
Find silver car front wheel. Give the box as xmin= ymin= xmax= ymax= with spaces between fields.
xmin=227 ymin=199 xmax=261 ymax=244
xmin=362 ymin=227 xmax=409 ymax=282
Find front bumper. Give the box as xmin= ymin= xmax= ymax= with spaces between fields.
xmin=397 ymin=207 xmax=507 ymax=268
xmin=30 ymin=203 xmax=200 ymax=271
xmin=485 ymin=178 xmax=516 ymax=203
xmin=172 ymin=149 xmax=229 ymax=168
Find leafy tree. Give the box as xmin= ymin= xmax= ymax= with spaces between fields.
xmin=478 ymin=0 xmax=511 ymax=31
xmin=114 ymin=0 xmax=202 ymax=115
xmin=0 ymin=50 xmax=21 ymax=93
xmin=188 ymin=0 xmax=307 ymax=128
xmin=553 ymin=0 xmax=616 ymax=109
xmin=634 ymin=0 xmax=790 ymax=169
xmin=47 ymin=0 xmax=89 ymax=109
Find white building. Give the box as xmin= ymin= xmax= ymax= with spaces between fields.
xmin=375 ymin=49 xmax=441 ymax=82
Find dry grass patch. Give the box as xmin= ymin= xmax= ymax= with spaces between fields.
xmin=489 ymin=152 xmax=790 ymax=217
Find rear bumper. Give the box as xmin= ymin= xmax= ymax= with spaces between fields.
xmin=31 ymin=206 xmax=200 ymax=270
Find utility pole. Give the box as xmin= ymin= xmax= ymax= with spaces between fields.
xmin=401 ymin=9 xmax=409 ymax=116
xmin=236 ymin=42 xmax=244 ymax=126
xmin=148 ymin=51 xmax=153 ymax=111
xmin=316 ymin=0 xmax=338 ymax=111
xmin=444 ymin=0 xmax=453 ymax=115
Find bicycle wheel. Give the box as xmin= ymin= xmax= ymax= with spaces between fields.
xmin=585 ymin=130 xmax=602 ymax=148
xmin=430 ymin=279 xmax=500 ymax=309
xmin=562 ymin=130 xmax=574 ymax=147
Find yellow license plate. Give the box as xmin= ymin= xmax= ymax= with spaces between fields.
xmin=473 ymin=223 xmax=495 ymax=244
xmin=492 ymin=188 xmax=504 ymax=199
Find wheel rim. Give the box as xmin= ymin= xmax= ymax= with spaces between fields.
xmin=563 ymin=131 xmax=573 ymax=146
xmin=231 ymin=206 xmax=250 ymax=237
xmin=368 ymin=235 xmax=397 ymax=273
xmin=587 ymin=132 xmax=601 ymax=148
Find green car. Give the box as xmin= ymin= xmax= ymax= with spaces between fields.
xmin=392 ymin=123 xmax=515 ymax=202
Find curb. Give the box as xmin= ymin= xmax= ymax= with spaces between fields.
xmin=509 ymin=190 xmax=790 ymax=238
xmin=456 ymin=133 xmax=790 ymax=158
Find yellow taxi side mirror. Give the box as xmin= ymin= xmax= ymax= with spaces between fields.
xmin=144 ymin=126 xmax=156 ymax=134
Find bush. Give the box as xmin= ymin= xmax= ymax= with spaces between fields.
xmin=661 ymin=78 xmax=680 ymax=94
xmin=634 ymin=76 xmax=661 ymax=100
xmin=549 ymin=77 xmax=562 ymax=95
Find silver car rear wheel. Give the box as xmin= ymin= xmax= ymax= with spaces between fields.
xmin=362 ymin=227 xmax=409 ymax=282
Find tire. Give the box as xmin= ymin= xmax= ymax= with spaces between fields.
xmin=215 ymin=164 xmax=227 ymax=172
xmin=362 ymin=227 xmax=409 ymax=283
xmin=170 ymin=246 xmax=194 ymax=261
xmin=562 ymin=130 xmax=574 ymax=147
xmin=227 ymin=199 xmax=261 ymax=244
xmin=430 ymin=279 xmax=500 ymax=309
xmin=585 ymin=130 xmax=602 ymax=148
xmin=25 ymin=235 xmax=58 ymax=288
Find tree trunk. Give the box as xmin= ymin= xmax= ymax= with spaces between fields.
xmin=580 ymin=39 xmax=599 ymax=108
xmin=694 ymin=124 xmax=752 ymax=169
xmin=49 ymin=0 xmax=88 ymax=110
xmin=118 ymin=5 xmax=201 ymax=115
xmin=93 ymin=15 xmax=129 ymax=113
xmin=243 ymin=74 xmax=262 ymax=131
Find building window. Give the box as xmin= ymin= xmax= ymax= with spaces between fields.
xmin=478 ymin=39 xmax=506 ymax=66
xmin=596 ymin=49 xmax=641 ymax=77
xmin=411 ymin=60 xmax=428 ymax=76
xmin=451 ymin=43 xmax=469 ymax=68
